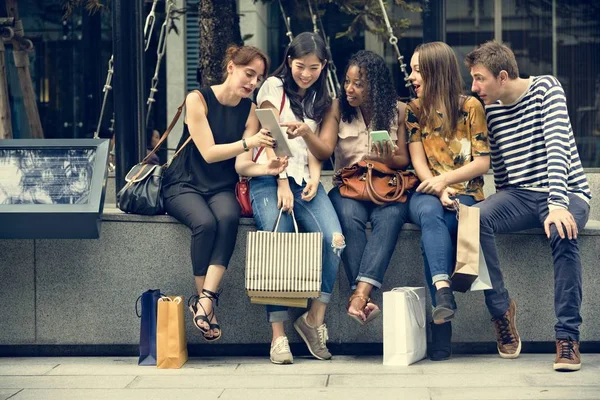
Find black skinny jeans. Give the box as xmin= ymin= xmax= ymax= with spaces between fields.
xmin=164 ymin=190 xmax=240 ymax=276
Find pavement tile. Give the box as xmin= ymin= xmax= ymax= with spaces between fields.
xmin=328 ymin=373 xmax=530 ymax=388
xmin=47 ymin=362 xmax=237 ymax=376
xmin=219 ymin=388 xmax=432 ymax=400
xmin=0 ymin=357 xmax=137 ymax=365
xmin=0 ymin=365 xmax=57 ymax=376
xmin=0 ymin=375 xmax=136 ymax=389
xmin=236 ymin=358 xmax=423 ymax=375
xmin=0 ymin=389 xmax=21 ymax=400
xmin=129 ymin=374 xmax=327 ymax=389
xmin=9 ymin=389 xmax=223 ymax=400
xmin=429 ymin=386 xmax=600 ymax=400
xmin=526 ymin=372 xmax=600 ymax=387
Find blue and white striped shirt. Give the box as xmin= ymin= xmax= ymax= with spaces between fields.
xmin=485 ymin=75 xmax=591 ymax=210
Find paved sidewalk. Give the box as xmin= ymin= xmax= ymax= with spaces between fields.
xmin=0 ymin=354 xmax=599 ymax=400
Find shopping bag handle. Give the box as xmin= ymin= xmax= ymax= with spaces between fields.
xmin=158 ymin=296 xmax=182 ymax=304
xmin=272 ymin=208 xmax=299 ymax=233
xmin=390 ymin=287 xmax=426 ymax=328
xmin=135 ymin=290 xmax=163 ymax=318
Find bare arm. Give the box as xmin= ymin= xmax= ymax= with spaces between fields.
xmin=277 ymin=100 xmax=340 ymax=161
xmin=437 ymin=155 xmax=490 ymax=186
xmin=408 ymin=142 xmax=434 ymax=181
xmin=186 ymin=92 xmax=245 ymax=163
xmin=303 ymin=100 xmax=339 ymax=161
xmin=389 ymin=102 xmax=410 ymax=169
xmin=307 ymin=150 xmax=322 ymax=183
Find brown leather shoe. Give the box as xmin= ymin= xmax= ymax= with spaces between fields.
xmin=554 ymin=339 xmax=581 ymax=371
xmin=491 ymin=299 xmax=521 ymax=359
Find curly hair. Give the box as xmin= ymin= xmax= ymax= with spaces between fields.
xmin=271 ymin=32 xmax=331 ymax=123
xmin=340 ymin=50 xmax=397 ymax=132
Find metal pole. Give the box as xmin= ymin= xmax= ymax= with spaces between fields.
xmin=422 ymin=0 xmax=446 ymax=43
xmin=494 ymin=0 xmax=502 ymax=42
xmin=552 ymin=0 xmax=557 ymax=77
xmin=111 ymin=0 xmax=146 ymax=193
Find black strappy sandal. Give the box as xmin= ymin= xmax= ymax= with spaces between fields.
xmin=187 ymin=288 xmax=222 ymax=342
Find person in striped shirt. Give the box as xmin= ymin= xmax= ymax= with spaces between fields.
xmin=465 ymin=41 xmax=592 ymax=372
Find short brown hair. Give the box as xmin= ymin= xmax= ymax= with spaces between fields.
xmin=465 ymin=41 xmax=519 ymax=79
xmin=222 ymin=45 xmax=270 ymax=81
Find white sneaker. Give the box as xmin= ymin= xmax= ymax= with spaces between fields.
xmin=270 ymin=336 xmax=293 ymax=365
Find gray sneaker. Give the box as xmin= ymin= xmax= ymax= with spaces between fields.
xmin=293 ymin=312 xmax=332 ymax=360
xmin=270 ymin=336 xmax=293 ymax=365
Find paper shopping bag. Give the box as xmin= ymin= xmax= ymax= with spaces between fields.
xmin=383 ymin=287 xmax=427 ymax=366
xmin=452 ymin=203 xmax=480 ymax=292
xmin=250 ymin=296 xmax=308 ymax=308
xmin=136 ymin=289 xmax=162 ymax=365
xmin=470 ymin=245 xmax=493 ymax=291
xmin=156 ymin=296 xmax=188 ymax=369
xmin=246 ymin=209 xmax=322 ymax=299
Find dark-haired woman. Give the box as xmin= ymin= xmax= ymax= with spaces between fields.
xmin=162 ymin=45 xmax=287 ymax=342
xmin=236 ymin=32 xmax=345 ymax=365
xmin=319 ymin=50 xmax=411 ymax=326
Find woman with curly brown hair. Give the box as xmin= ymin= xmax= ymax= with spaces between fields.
xmin=319 ymin=50 xmax=411 ymax=326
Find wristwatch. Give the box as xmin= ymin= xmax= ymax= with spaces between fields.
xmin=242 ymin=138 xmax=250 ymax=152
xmin=278 ymin=172 xmax=288 ymax=180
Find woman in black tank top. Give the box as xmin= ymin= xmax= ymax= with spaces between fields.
xmin=161 ymin=46 xmax=285 ymax=342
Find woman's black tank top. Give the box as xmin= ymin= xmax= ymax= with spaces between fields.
xmin=162 ymin=87 xmax=252 ymax=197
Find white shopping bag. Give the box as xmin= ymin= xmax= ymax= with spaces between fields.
xmin=383 ymin=287 xmax=427 ymax=366
xmin=470 ymin=246 xmax=493 ymax=291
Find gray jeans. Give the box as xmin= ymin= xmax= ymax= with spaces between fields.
xmin=474 ymin=188 xmax=590 ymax=340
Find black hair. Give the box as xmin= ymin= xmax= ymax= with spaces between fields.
xmin=271 ymin=32 xmax=331 ymax=122
xmin=340 ymin=50 xmax=398 ymax=132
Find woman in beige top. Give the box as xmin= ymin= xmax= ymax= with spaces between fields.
xmin=318 ymin=50 xmax=411 ymax=325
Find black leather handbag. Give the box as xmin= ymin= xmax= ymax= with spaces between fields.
xmin=117 ymin=92 xmax=198 ymax=215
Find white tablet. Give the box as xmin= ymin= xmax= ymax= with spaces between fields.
xmin=255 ymin=108 xmax=294 ymax=158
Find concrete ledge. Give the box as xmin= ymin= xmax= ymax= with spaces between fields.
xmin=1 ymin=206 xmax=599 ymax=354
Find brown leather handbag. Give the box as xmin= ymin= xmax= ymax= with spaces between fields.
xmin=339 ymin=160 xmax=419 ymax=205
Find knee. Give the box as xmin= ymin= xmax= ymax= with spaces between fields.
xmin=548 ymin=225 xmax=576 ymax=247
xmin=329 ymin=232 xmax=346 ymax=257
xmin=190 ymin=215 xmax=217 ymax=237
xmin=414 ymin=198 xmax=443 ymax=221
xmin=216 ymin=209 xmax=240 ymax=229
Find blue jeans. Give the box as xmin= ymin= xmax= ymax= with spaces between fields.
xmin=475 ymin=189 xmax=590 ymax=340
xmin=328 ymin=186 xmax=410 ymax=289
xmin=408 ymin=192 xmax=478 ymax=306
xmin=250 ymin=176 xmax=345 ymax=323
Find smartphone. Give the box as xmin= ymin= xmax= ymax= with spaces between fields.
xmin=369 ymin=130 xmax=394 ymax=147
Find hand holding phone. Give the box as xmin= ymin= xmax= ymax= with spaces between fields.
xmin=369 ymin=130 xmax=396 ymax=160
xmin=369 ymin=130 xmax=393 ymax=147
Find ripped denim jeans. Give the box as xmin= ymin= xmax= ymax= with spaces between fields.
xmin=249 ymin=175 xmax=345 ymax=323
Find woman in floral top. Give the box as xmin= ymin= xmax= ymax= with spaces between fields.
xmin=406 ymin=42 xmax=490 ymax=361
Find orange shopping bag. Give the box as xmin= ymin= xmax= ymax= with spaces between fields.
xmin=156 ymin=296 xmax=188 ymax=369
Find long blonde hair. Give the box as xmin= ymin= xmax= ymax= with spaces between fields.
xmin=415 ymin=42 xmax=465 ymax=139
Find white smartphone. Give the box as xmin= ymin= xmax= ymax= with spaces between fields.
xmin=255 ymin=108 xmax=294 ymax=158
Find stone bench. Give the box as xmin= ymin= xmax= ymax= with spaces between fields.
xmin=1 ymin=205 xmax=599 ymax=356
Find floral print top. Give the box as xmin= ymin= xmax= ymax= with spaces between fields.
xmin=406 ymin=96 xmax=490 ymax=200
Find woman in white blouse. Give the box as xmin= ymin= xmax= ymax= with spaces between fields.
xmin=236 ymin=32 xmax=345 ymax=365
